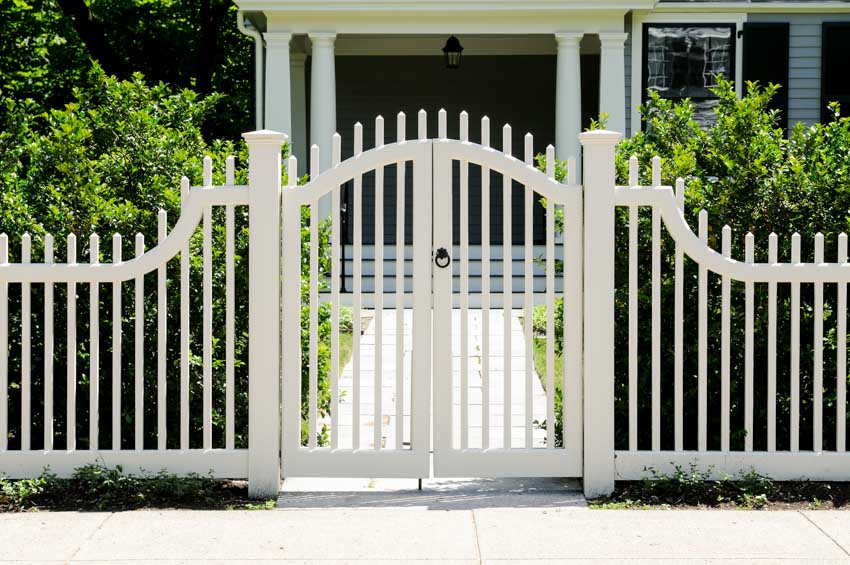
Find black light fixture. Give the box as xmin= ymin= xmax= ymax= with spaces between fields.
xmin=443 ymin=35 xmax=464 ymax=69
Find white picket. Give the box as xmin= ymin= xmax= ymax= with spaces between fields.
xmin=374 ymin=116 xmax=385 ymax=451
xmin=89 ymin=234 xmax=100 ymax=450
xmin=352 ymin=122 xmax=363 ymax=450
xmin=745 ymin=232 xmax=754 ymax=452
xmin=225 ymin=157 xmax=235 ymax=451
xmin=66 ymin=233 xmax=78 ymax=451
xmin=44 ymin=234 xmax=54 ymax=450
xmin=651 ymin=157 xmax=661 ymax=451
xmin=791 ymin=233 xmax=801 ymax=452
xmin=112 ymin=233 xmax=122 ymax=450
xmin=461 ymin=112 xmax=471 ymax=449
xmin=158 ymin=210 xmax=168 ymax=450
xmin=674 ymin=178 xmax=684 ymax=451
xmin=394 ymin=114 xmax=405 ymax=449
xmin=180 ymin=176 xmax=190 ymax=450
xmin=502 ymin=124 xmax=512 ymax=449
xmin=134 ymin=233 xmax=144 ymax=450
xmin=698 ymin=210 xmax=708 ymax=451
xmin=814 ymin=233 xmax=824 ymax=452
xmin=202 ymin=161 xmax=213 ymax=450
xmin=331 ymin=132 xmax=342 ymax=450
xmin=480 ymin=116 xmax=491 ymax=449
xmin=545 ymin=143 xmax=555 ymax=450
xmin=768 ymin=233 xmax=778 ymax=451
xmin=21 ymin=233 xmax=30 ymax=450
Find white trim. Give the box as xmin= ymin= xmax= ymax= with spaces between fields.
xmin=656 ymin=2 xmax=850 ymax=14
xmin=237 ymin=0 xmax=654 ymax=12
xmin=264 ymin=12 xmax=629 ymax=34
xmin=630 ymin=11 xmax=747 ymax=135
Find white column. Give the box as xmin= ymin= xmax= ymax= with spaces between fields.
xmin=579 ymin=129 xmax=622 ymax=499
xmin=555 ymin=33 xmax=583 ymax=177
xmin=309 ymin=32 xmax=337 ymax=171
xmin=598 ymin=32 xmax=629 ymax=136
xmin=291 ymin=52 xmax=308 ymax=166
xmin=309 ymin=32 xmax=337 ymax=218
xmin=264 ymin=32 xmax=293 ymax=137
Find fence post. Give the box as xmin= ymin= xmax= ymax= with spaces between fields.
xmin=244 ymin=130 xmax=285 ymax=498
xmin=579 ymin=129 xmax=621 ymax=498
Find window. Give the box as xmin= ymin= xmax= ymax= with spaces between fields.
xmin=642 ymin=24 xmax=736 ymax=126
xmin=822 ymin=23 xmax=850 ymax=122
xmin=743 ymin=23 xmax=789 ymax=132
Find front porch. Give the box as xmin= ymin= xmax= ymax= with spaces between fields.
xmin=238 ymin=1 xmax=639 ymax=186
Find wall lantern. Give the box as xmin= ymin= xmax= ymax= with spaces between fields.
xmin=443 ymin=35 xmax=464 ymax=69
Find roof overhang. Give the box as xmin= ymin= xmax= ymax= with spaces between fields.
xmin=235 ymin=0 xmax=656 ymax=12
xmin=655 ymin=2 xmax=850 ymax=14
xmin=236 ymin=0 xmax=655 ymax=34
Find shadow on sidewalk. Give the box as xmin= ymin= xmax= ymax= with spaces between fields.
xmin=277 ymin=477 xmax=586 ymax=510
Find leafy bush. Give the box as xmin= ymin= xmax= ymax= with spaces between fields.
xmin=539 ymin=79 xmax=850 ymax=451
xmin=0 ymin=68 xmax=332 ymax=450
xmin=0 ymin=464 xmax=266 ymax=511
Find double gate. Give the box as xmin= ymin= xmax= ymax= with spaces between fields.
xmin=281 ymin=110 xmax=583 ymax=479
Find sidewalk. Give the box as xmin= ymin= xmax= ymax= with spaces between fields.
xmin=4 ymin=496 xmax=850 ymax=563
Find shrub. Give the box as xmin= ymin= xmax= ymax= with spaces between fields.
xmin=0 ymin=68 xmax=332 ymax=450
xmin=540 ymin=79 xmax=850 ymax=451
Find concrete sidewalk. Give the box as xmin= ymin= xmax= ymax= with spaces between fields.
xmin=3 ymin=505 xmax=850 ymax=563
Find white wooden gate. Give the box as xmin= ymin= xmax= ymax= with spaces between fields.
xmin=280 ymin=110 xmax=583 ymax=479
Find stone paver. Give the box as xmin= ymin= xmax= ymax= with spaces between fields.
xmin=329 ymin=308 xmax=549 ymax=450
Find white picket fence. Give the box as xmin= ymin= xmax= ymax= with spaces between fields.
xmin=611 ymin=153 xmax=850 ymax=491
xmin=2 ymin=112 xmax=850 ymax=499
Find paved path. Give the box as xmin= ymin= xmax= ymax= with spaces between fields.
xmin=4 ymin=504 xmax=850 ymax=563
xmin=331 ymin=309 xmax=549 ymax=450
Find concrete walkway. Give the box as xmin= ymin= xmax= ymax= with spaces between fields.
xmin=3 ymin=503 xmax=850 ymax=563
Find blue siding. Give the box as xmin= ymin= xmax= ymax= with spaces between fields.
xmin=748 ymin=12 xmax=850 ymax=126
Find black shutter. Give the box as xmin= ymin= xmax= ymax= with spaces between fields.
xmin=743 ymin=22 xmax=790 ymax=131
xmin=822 ymin=23 xmax=850 ymax=123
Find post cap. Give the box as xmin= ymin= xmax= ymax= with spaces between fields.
xmin=242 ymin=130 xmax=288 ymax=145
xmin=578 ymin=130 xmax=622 ymax=146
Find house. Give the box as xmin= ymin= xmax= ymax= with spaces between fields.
xmin=234 ymin=0 xmax=850 ymax=298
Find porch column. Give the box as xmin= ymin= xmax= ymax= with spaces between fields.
xmin=291 ymin=52 xmax=308 ymax=166
xmin=555 ymin=33 xmax=583 ymax=178
xmin=309 ymin=32 xmax=337 ymax=218
xmin=309 ymin=32 xmax=337 ymax=170
xmin=264 ymin=32 xmax=293 ymax=137
xmin=598 ymin=32 xmax=629 ymax=135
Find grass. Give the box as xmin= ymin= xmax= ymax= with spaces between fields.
xmin=338 ymin=329 xmax=354 ymax=376
xmin=0 ymin=465 xmax=275 ymax=512
xmin=531 ymin=336 xmax=563 ymax=393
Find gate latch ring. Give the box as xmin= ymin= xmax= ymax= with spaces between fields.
xmin=435 ymin=247 xmax=451 ymax=269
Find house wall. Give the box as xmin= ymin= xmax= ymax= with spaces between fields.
xmin=747 ymin=12 xmax=850 ymax=128
xmin=316 ymin=54 xmax=560 ymax=246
